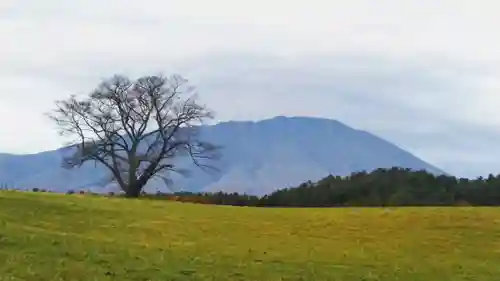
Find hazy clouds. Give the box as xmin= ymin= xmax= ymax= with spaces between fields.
xmin=1 ymin=0 xmax=500 ymax=177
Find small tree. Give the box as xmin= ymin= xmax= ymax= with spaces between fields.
xmin=49 ymin=74 xmax=219 ymax=197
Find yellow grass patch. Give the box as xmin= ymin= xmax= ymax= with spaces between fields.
xmin=0 ymin=191 xmax=499 ymax=280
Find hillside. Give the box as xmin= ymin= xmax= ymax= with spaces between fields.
xmin=0 ymin=191 xmax=499 ymax=280
xmin=0 ymin=116 xmax=443 ymax=195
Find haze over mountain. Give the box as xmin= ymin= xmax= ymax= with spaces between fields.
xmin=0 ymin=116 xmax=443 ymax=195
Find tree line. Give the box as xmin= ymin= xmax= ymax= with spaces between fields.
xmin=159 ymin=167 xmax=500 ymax=207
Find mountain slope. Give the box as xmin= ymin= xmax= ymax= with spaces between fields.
xmin=0 ymin=116 xmax=444 ymax=195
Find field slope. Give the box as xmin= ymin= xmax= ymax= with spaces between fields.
xmin=0 ymin=192 xmax=499 ymax=281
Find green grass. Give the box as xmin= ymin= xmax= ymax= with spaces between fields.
xmin=0 ymin=191 xmax=499 ymax=281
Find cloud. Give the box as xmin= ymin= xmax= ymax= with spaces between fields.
xmin=176 ymin=54 xmax=500 ymax=177
xmin=1 ymin=0 xmax=500 ymax=177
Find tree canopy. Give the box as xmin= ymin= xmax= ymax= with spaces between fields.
xmin=49 ymin=74 xmax=219 ymax=197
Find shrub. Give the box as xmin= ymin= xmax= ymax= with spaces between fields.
xmin=32 ymin=188 xmax=39 ymax=192
xmin=454 ymin=200 xmax=472 ymax=206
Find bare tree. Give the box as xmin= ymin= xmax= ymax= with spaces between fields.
xmin=49 ymin=74 xmax=220 ymax=197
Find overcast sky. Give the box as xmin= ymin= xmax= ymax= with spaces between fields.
xmin=1 ymin=0 xmax=500 ymax=177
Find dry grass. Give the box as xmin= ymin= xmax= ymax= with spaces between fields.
xmin=0 ymin=191 xmax=499 ymax=280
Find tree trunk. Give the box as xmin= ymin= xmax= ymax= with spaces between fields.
xmin=124 ymin=183 xmax=142 ymax=198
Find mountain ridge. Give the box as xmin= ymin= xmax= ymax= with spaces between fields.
xmin=0 ymin=116 xmax=444 ymax=195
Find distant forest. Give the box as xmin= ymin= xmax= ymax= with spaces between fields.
xmin=158 ymin=168 xmax=500 ymax=207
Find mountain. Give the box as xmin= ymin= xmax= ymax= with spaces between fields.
xmin=0 ymin=116 xmax=444 ymax=195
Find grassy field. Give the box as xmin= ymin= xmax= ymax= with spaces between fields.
xmin=0 ymin=192 xmax=499 ymax=281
